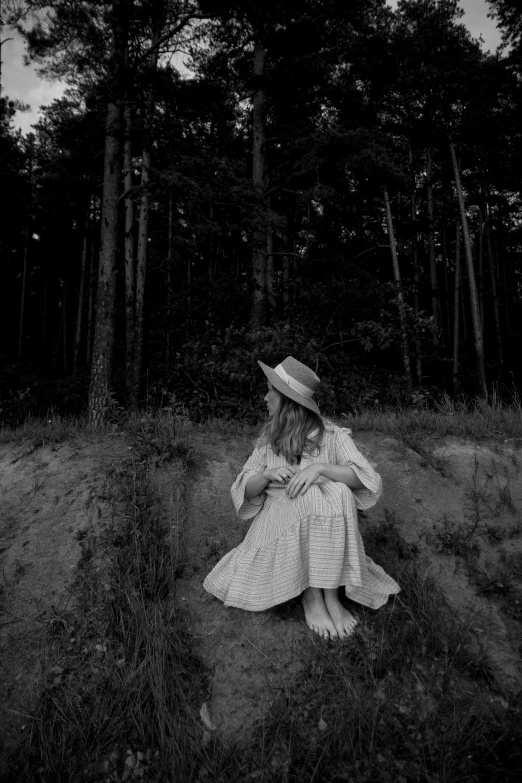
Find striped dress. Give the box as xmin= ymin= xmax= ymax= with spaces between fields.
xmin=203 ymin=425 xmax=400 ymax=611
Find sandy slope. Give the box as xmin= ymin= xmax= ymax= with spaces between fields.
xmin=171 ymin=428 xmax=522 ymax=743
xmin=1 ymin=426 xmax=521 ymax=759
xmin=0 ymin=434 xmax=128 ymax=767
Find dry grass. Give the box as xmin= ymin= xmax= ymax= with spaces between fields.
xmin=2 ymin=391 xmax=521 ymax=447
xmin=339 ymin=392 xmax=522 ymax=439
xmin=184 ymin=393 xmax=522 ymax=442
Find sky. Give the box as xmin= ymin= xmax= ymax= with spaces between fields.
xmin=1 ymin=0 xmax=503 ymax=135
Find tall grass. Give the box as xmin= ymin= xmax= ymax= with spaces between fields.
xmin=1 ymin=392 xmax=521 ymax=446
xmin=6 ymin=439 xmax=204 ymax=782
xmin=189 ymin=394 xmax=522 ymax=441
xmin=340 ymin=392 xmax=522 ymax=439
xmin=0 ymin=408 xmax=181 ymax=447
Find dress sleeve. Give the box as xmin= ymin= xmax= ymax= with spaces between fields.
xmin=333 ymin=427 xmax=382 ymax=510
xmin=230 ymin=444 xmax=268 ymax=520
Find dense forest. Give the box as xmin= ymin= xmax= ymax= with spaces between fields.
xmin=1 ymin=0 xmax=521 ymax=423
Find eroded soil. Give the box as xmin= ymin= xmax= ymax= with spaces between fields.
xmin=170 ymin=428 xmax=522 ymax=743
xmin=0 ymin=434 xmax=128 ymax=767
xmin=1 ymin=426 xmax=521 ymax=760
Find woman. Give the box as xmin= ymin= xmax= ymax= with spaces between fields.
xmin=203 ymin=356 xmax=400 ymax=640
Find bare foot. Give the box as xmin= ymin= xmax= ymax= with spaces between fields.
xmin=323 ymin=588 xmax=358 ymax=639
xmin=302 ymin=587 xmax=338 ymax=640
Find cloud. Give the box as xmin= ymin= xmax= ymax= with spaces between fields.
xmin=2 ymin=29 xmax=66 ymax=134
xmin=461 ymin=0 xmax=502 ymax=52
xmin=386 ymin=0 xmax=502 ymax=53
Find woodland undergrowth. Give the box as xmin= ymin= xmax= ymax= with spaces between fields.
xmin=1 ymin=388 xmax=521 ymax=445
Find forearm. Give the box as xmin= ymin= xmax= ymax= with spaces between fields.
xmin=245 ymin=472 xmax=270 ymax=499
xmin=318 ymin=463 xmax=365 ymax=490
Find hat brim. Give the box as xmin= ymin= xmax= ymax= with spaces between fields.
xmin=258 ymin=361 xmax=321 ymax=415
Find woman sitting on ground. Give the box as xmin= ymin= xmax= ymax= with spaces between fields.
xmin=203 ymin=356 xmax=400 ymax=640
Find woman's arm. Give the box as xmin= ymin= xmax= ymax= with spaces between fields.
xmin=245 ymin=465 xmax=297 ymax=499
xmin=318 ymin=463 xmax=365 ymax=489
xmin=286 ymin=462 xmax=364 ymax=498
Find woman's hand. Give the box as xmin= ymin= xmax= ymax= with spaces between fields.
xmin=263 ymin=466 xmax=298 ymax=484
xmin=286 ymin=464 xmax=324 ymax=498
xmin=245 ymin=466 xmax=297 ymax=499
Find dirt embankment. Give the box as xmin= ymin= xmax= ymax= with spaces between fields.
xmin=1 ymin=426 xmax=521 ymax=757
xmin=166 ymin=429 xmax=522 ymax=743
xmin=0 ymin=434 xmax=129 ymax=765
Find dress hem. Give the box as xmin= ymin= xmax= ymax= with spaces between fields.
xmin=202 ymin=576 xmax=400 ymax=613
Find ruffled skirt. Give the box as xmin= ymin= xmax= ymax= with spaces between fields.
xmin=203 ymin=481 xmax=400 ymax=612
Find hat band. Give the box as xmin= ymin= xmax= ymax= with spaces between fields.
xmin=273 ymin=364 xmax=314 ymax=399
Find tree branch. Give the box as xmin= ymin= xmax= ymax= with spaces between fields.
xmin=352 ymin=245 xmax=390 ymax=259
xmin=133 ymin=13 xmax=213 ymax=68
xmin=322 ymin=339 xmax=359 ymax=351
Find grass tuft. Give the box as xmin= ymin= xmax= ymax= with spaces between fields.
xmin=338 ymin=393 xmax=522 ymax=439
xmin=6 ymin=432 xmax=205 ymax=782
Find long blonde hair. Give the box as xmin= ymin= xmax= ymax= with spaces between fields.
xmin=259 ymin=394 xmax=325 ymax=464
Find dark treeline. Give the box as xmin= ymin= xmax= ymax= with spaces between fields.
xmin=1 ymin=0 xmax=521 ymax=423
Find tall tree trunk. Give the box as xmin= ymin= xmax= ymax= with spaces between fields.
xmin=266 ymin=212 xmax=275 ymax=312
xmin=384 ymin=186 xmax=412 ymax=391
xmin=130 ymin=150 xmax=149 ymax=408
xmin=166 ymin=196 xmax=173 ymax=364
xmin=449 ymin=139 xmax=487 ymax=397
xmin=18 ymin=139 xmax=33 ymax=361
xmin=251 ymin=38 xmax=267 ymax=329
xmin=88 ymin=0 xmax=128 ymax=424
xmin=441 ymin=220 xmax=451 ymax=343
xmin=86 ymin=250 xmax=94 ymax=367
xmin=41 ymin=273 xmax=48 ymax=356
xmin=293 ymin=240 xmax=299 ymax=306
xmin=452 ymin=223 xmax=461 ymax=394
xmin=123 ymin=100 xmax=136 ymax=401
xmin=18 ymin=219 xmax=30 ymax=361
xmin=129 ymin=27 xmax=160 ymax=409
xmin=282 ymin=250 xmax=290 ymax=310
xmin=499 ymin=241 xmax=509 ymax=330
xmin=409 ymin=142 xmax=422 ymax=383
xmin=485 ymin=209 xmax=503 ymax=365
xmin=460 ymin=274 xmax=468 ymax=342
xmin=63 ymin=282 xmax=68 ymax=371
xmin=305 ymin=201 xmax=311 ymax=261
xmin=477 ymin=208 xmax=484 ymax=330
xmin=426 ymin=148 xmax=439 ymax=343
xmin=73 ymin=211 xmax=89 ymax=374
xmin=187 ymin=255 xmax=191 ymax=315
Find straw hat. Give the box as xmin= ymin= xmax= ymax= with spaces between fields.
xmin=258 ymin=356 xmax=321 ymax=415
